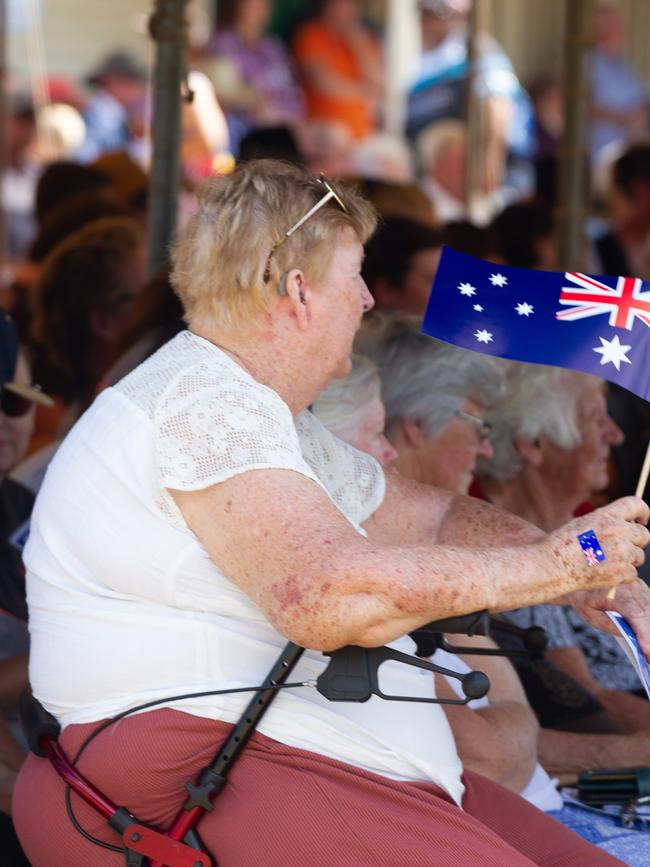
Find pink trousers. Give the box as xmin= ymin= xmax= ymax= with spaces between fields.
xmin=13 ymin=708 xmax=622 ymax=866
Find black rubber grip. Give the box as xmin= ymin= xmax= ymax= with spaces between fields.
xmin=18 ymin=688 xmax=61 ymax=757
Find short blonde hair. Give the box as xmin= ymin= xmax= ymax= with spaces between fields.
xmin=170 ymin=159 xmax=377 ymax=330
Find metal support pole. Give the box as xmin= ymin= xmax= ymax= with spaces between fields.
xmin=557 ymin=0 xmax=592 ymax=271
xmin=384 ymin=0 xmax=419 ymax=137
xmin=464 ymin=0 xmax=491 ymax=221
xmin=147 ymin=0 xmax=189 ymax=276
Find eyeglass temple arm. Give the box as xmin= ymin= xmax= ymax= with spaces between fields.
xmin=284 ymin=190 xmax=336 ymax=240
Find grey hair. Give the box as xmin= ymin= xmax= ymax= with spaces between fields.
xmin=479 ymin=362 xmax=597 ymax=482
xmin=355 ymin=312 xmax=504 ymax=438
xmin=311 ymin=355 xmax=381 ymax=441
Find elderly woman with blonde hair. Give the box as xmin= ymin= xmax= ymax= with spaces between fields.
xmin=12 ymin=160 xmax=650 ymax=867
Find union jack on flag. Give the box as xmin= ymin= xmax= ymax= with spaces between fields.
xmin=556 ymin=273 xmax=650 ymax=331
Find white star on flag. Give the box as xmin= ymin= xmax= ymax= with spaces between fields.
xmin=458 ymin=282 xmax=477 ymax=297
xmin=489 ymin=273 xmax=508 ymax=287
xmin=515 ymin=302 xmax=534 ymax=316
xmin=473 ymin=304 xmax=484 ymax=312
xmin=474 ymin=329 xmax=493 ymax=344
xmin=592 ymin=334 xmax=632 ymax=371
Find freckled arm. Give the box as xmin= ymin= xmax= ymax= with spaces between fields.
xmin=169 ymin=469 xmax=611 ymax=652
xmin=364 ymin=469 xmax=544 ymax=548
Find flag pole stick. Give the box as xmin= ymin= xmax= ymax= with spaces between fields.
xmin=606 ymin=440 xmax=650 ymax=601
xmin=634 ymin=441 xmax=650 ymax=501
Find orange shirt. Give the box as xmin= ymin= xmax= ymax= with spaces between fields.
xmin=293 ymin=21 xmax=379 ymax=140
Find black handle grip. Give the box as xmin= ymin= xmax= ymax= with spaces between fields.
xmin=410 ymin=610 xmax=490 ymax=658
xmin=19 ymin=688 xmax=61 ymax=757
xmin=420 ymin=610 xmax=491 ymax=637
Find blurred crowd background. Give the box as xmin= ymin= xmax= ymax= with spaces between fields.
xmin=3 ymin=0 xmax=650 ymax=496
xmin=5 ymin=0 xmax=650 ymax=860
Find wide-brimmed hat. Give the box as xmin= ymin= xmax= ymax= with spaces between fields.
xmin=85 ymin=52 xmax=146 ymax=88
xmin=0 ymin=310 xmax=53 ymax=410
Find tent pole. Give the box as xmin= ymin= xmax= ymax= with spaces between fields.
xmin=464 ymin=0 xmax=492 ymax=222
xmin=557 ymin=0 xmax=592 ymax=271
xmin=147 ymin=0 xmax=189 ymax=276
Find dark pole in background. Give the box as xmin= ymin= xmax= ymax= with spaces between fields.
xmin=0 ymin=0 xmax=7 ymax=287
xmin=464 ymin=0 xmax=491 ymax=222
xmin=557 ymin=0 xmax=592 ymax=271
xmin=147 ymin=0 xmax=189 ymax=276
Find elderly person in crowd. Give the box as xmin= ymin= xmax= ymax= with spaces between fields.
xmin=12 ymin=160 xmax=650 ymax=867
xmin=477 ymin=363 xmax=650 ymax=737
xmin=0 ymin=311 xmax=51 ymax=864
xmin=334 ymin=322 xmax=650 ymax=848
xmin=356 ymin=313 xmax=499 ymax=494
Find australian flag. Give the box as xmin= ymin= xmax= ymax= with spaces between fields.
xmin=422 ymin=247 xmax=650 ymax=401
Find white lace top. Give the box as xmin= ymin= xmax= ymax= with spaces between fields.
xmin=25 ymin=331 xmax=464 ymax=804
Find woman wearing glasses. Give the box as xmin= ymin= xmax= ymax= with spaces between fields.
xmin=476 ymin=365 xmax=650 ymax=736
xmin=355 ymin=312 xmax=500 ymax=495
xmin=13 ymin=160 xmax=650 ymax=866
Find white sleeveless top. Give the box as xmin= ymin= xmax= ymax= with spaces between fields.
xmin=25 ymin=330 xmax=464 ymax=804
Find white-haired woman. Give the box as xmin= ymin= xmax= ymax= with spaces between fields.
xmin=12 ymin=160 xmax=649 ymax=867
xmin=477 ymin=363 xmax=650 ymax=738
xmin=356 ymin=313 xmax=501 ymax=495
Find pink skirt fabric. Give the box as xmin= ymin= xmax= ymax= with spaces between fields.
xmin=13 ymin=708 xmax=622 ymax=867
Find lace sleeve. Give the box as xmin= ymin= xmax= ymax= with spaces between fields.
xmin=295 ymin=411 xmax=385 ymax=530
xmin=154 ymin=362 xmax=319 ymax=491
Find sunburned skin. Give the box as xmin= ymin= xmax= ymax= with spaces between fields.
xmin=171 ymin=467 xmax=649 ymax=652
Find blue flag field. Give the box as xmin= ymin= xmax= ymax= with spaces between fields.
xmin=422 ymin=247 xmax=650 ymax=401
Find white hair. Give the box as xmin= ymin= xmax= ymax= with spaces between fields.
xmin=311 ymin=355 xmax=381 ymax=442
xmin=479 ymin=362 xmax=600 ymax=481
xmin=355 ymin=312 xmax=504 ymax=437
